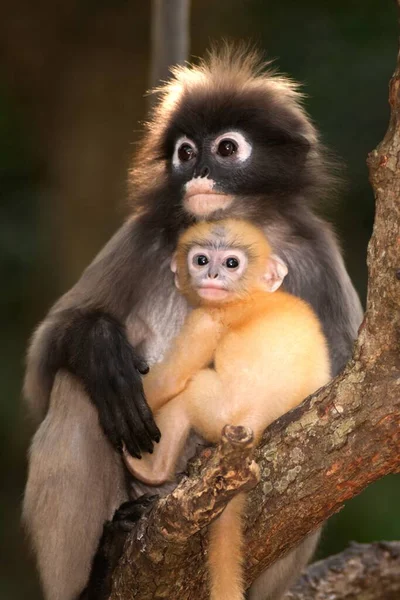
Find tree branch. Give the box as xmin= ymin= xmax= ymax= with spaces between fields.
xmin=109 ymin=4 xmax=400 ymax=598
xmin=150 ymin=0 xmax=191 ymax=88
xmin=285 ymin=542 xmax=400 ymax=600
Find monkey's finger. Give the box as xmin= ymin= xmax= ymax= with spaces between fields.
xmin=127 ymin=366 xmax=160 ymax=442
xmin=122 ymin=387 xmax=156 ymax=455
xmin=119 ymin=337 xmax=149 ymax=375
xmin=101 ymin=422 xmax=120 ymax=451
xmin=112 ymin=400 xmax=143 ymax=459
xmin=96 ymin=391 xmax=123 ymax=451
xmin=136 ymin=393 xmax=161 ymax=443
xmin=117 ymin=340 xmax=159 ymax=443
xmin=109 ymin=368 xmax=152 ymax=456
xmin=119 ymin=364 xmax=161 ymax=446
xmin=135 ymin=357 xmax=150 ymax=375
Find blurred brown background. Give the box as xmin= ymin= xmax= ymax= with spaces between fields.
xmin=1 ymin=1 xmax=399 ymax=598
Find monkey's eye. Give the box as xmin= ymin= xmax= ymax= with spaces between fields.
xmin=217 ymin=139 xmax=238 ymax=157
xmin=225 ymin=257 xmax=240 ymax=269
xmin=178 ymin=143 xmax=196 ymax=162
xmin=193 ymin=254 xmax=209 ymax=266
xmin=213 ymin=131 xmax=252 ymax=163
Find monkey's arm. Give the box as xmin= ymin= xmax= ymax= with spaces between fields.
xmin=143 ymin=308 xmax=224 ymax=411
xmin=24 ymin=216 xmax=162 ymax=458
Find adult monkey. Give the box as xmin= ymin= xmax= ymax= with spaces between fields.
xmin=23 ymin=46 xmax=363 ymax=600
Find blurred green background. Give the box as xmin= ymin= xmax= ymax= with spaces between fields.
xmin=1 ymin=1 xmax=398 ymax=598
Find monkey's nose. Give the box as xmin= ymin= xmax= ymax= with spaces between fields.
xmin=208 ymin=271 xmax=218 ymax=279
xmin=200 ymin=166 xmax=210 ymax=178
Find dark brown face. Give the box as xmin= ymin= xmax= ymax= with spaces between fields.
xmin=172 ymin=129 xmax=253 ymax=217
xmin=159 ymin=87 xmax=313 ymax=220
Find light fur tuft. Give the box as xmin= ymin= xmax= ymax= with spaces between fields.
xmin=149 ymin=41 xmax=305 ymax=129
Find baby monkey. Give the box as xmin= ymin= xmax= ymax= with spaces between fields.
xmin=124 ymin=219 xmax=330 ymax=600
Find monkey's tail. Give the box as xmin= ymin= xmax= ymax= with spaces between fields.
xmin=208 ymin=493 xmax=246 ymax=600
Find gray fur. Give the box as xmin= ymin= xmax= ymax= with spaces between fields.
xmin=264 ymin=209 xmax=363 ymax=375
xmin=23 ymin=372 xmax=127 ymax=600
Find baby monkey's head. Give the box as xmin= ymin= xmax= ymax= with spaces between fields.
xmin=172 ymin=219 xmax=288 ymax=306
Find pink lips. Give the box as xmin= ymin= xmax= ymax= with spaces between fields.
xmin=184 ymin=178 xmax=233 ymax=217
xmin=197 ymin=286 xmax=230 ymax=300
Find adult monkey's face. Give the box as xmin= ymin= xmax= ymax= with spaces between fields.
xmin=131 ymin=46 xmax=331 ymax=224
xmin=170 ymin=130 xmax=251 ymax=217
xmin=160 ymin=78 xmax=315 ymax=220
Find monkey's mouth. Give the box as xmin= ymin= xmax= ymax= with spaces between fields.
xmin=197 ymin=285 xmax=230 ymax=300
xmin=184 ymin=192 xmax=234 ymax=217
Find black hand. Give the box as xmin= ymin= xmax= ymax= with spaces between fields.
xmin=111 ymin=495 xmax=159 ymax=531
xmin=47 ymin=308 xmax=160 ymax=457
xmin=81 ymin=495 xmax=158 ymax=600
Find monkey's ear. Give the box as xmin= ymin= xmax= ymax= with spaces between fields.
xmin=170 ymin=253 xmax=182 ymax=290
xmin=170 ymin=253 xmax=177 ymax=273
xmin=262 ymin=255 xmax=288 ymax=292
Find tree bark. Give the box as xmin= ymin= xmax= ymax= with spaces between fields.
xmin=285 ymin=542 xmax=400 ymax=600
xmin=108 ymin=4 xmax=400 ymax=598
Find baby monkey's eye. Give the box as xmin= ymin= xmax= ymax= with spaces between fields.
xmin=225 ymin=257 xmax=240 ymax=269
xmin=178 ymin=143 xmax=196 ymax=162
xmin=194 ymin=254 xmax=209 ymax=266
xmin=217 ymin=139 xmax=238 ymax=157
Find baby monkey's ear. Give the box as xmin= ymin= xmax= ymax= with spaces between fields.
xmin=262 ymin=255 xmax=288 ymax=292
xmin=170 ymin=253 xmax=177 ymax=273
xmin=170 ymin=253 xmax=182 ymax=290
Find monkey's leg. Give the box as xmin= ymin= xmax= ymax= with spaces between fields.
xmin=180 ymin=369 xmax=232 ymax=442
xmin=208 ymin=494 xmax=247 ymax=600
xmin=127 ymin=364 xmax=228 ymax=483
xmin=126 ymin=368 xmax=232 ymax=489
xmin=124 ymin=398 xmax=191 ymax=485
xmin=183 ymin=369 xmax=270 ymax=445
xmin=23 ymin=371 xmax=127 ymax=600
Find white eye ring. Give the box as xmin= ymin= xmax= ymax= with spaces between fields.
xmin=211 ymin=131 xmax=252 ymax=163
xmin=172 ymin=136 xmax=198 ymax=168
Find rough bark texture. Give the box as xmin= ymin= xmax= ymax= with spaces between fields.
xmin=110 ymin=427 xmax=259 ymax=599
xmin=108 ymin=6 xmax=400 ymax=599
xmin=286 ymin=542 xmax=400 ymax=600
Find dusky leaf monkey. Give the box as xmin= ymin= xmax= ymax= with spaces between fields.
xmin=125 ymin=218 xmax=331 ymax=600
xmin=23 ymin=45 xmax=363 ymax=600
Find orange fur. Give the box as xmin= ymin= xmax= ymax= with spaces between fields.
xmin=124 ymin=219 xmax=330 ymax=600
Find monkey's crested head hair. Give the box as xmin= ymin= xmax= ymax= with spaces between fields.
xmin=174 ymin=218 xmax=273 ymax=305
xmin=131 ymin=44 xmax=337 ymax=227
